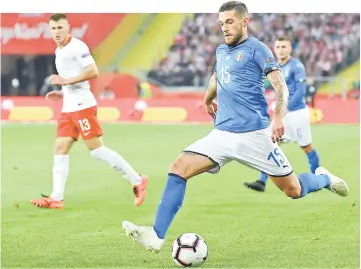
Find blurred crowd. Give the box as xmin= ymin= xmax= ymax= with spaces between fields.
xmin=148 ymin=13 xmax=360 ymax=87
xmin=1 ymin=13 xmax=359 ymax=96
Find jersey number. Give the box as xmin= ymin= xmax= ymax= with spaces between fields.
xmin=220 ymin=66 xmax=230 ymax=84
xmin=78 ymin=118 xmax=91 ymax=132
xmin=267 ymin=148 xmax=285 ymax=167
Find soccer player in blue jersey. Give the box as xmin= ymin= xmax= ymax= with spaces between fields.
xmin=121 ymin=1 xmax=349 ymax=252
xmin=244 ymin=36 xmax=321 ymax=192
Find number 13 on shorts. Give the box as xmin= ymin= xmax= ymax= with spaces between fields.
xmin=73 ymin=106 xmax=103 ymax=140
xmin=78 ymin=118 xmax=91 ymax=132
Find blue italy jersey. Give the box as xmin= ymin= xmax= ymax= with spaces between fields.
xmin=214 ymin=36 xmax=279 ymax=133
xmin=279 ymin=57 xmax=307 ymax=111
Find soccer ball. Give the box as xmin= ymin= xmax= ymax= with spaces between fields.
xmin=172 ymin=233 xmax=208 ymax=267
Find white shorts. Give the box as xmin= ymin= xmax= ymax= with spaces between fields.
xmin=283 ymin=107 xmax=312 ymax=147
xmin=184 ymin=127 xmax=293 ymax=177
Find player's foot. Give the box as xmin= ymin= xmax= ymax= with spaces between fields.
xmin=316 ymin=167 xmax=349 ymax=197
xmin=30 ymin=196 xmax=64 ymax=209
xmin=133 ymin=175 xmax=148 ymax=206
xmin=122 ymin=220 xmax=164 ymax=252
xmin=244 ymin=180 xmax=265 ymax=192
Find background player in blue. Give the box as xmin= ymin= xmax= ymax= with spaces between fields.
xmin=244 ymin=36 xmax=321 ymax=192
xmin=121 ymin=1 xmax=349 ymax=253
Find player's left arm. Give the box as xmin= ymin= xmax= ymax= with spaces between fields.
xmin=65 ymin=63 xmax=99 ymax=85
xmin=255 ymin=43 xmax=289 ymax=141
xmin=65 ymin=42 xmax=99 ymax=85
xmin=254 ymin=44 xmax=289 ymax=117
xmin=288 ymin=63 xmax=307 ymax=108
xmin=267 ymin=70 xmax=289 ymax=117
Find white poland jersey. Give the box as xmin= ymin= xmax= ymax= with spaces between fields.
xmin=55 ymin=37 xmax=97 ymax=112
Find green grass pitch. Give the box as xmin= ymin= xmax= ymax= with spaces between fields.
xmin=1 ymin=123 xmax=359 ymax=268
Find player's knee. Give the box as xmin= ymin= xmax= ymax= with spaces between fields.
xmin=169 ymin=158 xmax=190 ymax=180
xmin=284 ymin=185 xmax=302 ymax=199
xmin=54 ymin=137 xmax=74 ymax=154
xmin=84 ymin=136 xmax=104 ymax=151
xmin=301 ymin=144 xmax=313 ymax=154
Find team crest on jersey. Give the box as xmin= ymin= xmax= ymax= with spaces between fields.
xmin=236 ymin=51 xmax=245 ymax=61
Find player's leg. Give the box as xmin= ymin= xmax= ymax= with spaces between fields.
xmin=152 ymin=151 xmax=218 ymax=237
xmin=270 ymin=167 xmax=348 ymax=199
xmin=295 ymin=107 xmax=320 ymax=173
xmin=31 ymin=113 xmax=77 ymax=208
xmin=244 ymin=112 xmax=296 ymax=192
xmin=75 ymin=106 xmax=147 ymax=206
xmin=236 ymin=126 xmax=348 ymax=198
xmin=301 ymin=144 xmax=320 ymax=173
xmin=122 ymin=129 xmax=229 ymax=252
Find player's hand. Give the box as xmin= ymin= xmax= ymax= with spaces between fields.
xmin=48 ymin=75 xmax=69 ymax=86
xmin=205 ymin=100 xmax=217 ymax=118
xmin=271 ymin=114 xmax=285 ymax=143
xmin=45 ymin=90 xmax=63 ymax=101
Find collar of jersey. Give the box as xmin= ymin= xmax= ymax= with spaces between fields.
xmin=226 ymin=37 xmax=249 ymax=50
xmin=279 ymin=56 xmax=293 ymax=67
xmin=60 ymin=35 xmax=72 ymax=49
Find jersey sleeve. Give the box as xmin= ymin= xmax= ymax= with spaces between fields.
xmin=254 ymin=43 xmax=279 ymax=76
xmin=293 ymin=61 xmax=307 ymax=83
xmin=74 ymin=41 xmax=95 ymax=68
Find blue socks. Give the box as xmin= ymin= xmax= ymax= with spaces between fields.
xmin=306 ymin=149 xmax=320 ymax=173
xmin=298 ymin=173 xmax=330 ymax=197
xmin=258 ymin=172 xmax=269 ymax=183
xmin=153 ymin=173 xmax=186 ymax=239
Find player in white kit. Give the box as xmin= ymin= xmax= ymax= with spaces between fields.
xmin=31 ymin=13 xmax=148 ymax=209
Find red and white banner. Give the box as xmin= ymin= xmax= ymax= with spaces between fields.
xmin=1 ymin=97 xmax=359 ymax=124
xmin=1 ymin=13 xmax=124 ymax=54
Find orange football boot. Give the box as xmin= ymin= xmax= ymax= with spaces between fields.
xmin=133 ymin=175 xmax=148 ymax=206
xmin=31 ymin=195 xmax=64 ymax=209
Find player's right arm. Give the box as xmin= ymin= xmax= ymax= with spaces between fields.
xmin=45 ymin=89 xmax=63 ymax=101
xmin=203 ymin=73 xmax=217 ymax=118
xmin=204 ymin=72 xmax=217 ymax=104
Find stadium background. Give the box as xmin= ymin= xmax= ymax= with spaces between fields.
xmin=1 ymin=13 xmax=360 ymax=123
xmin=1 ymin=13 xmax=360 ymax=268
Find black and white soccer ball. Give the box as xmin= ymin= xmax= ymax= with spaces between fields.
xmin=172 ymin=233 xmax=208 ymax=267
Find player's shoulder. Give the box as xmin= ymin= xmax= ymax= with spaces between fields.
xmin=290 ymin=57 xmax=306 ymax=70
xmin=249 ymin=37 xmax=271 ymax=52
xmin=69 ymin=37 xmax=89 ymax=50
xmin=216 ymin=43 xmax=228 ymax=53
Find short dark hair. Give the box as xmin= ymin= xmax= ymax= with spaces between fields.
xmin=277 ymin=36 xmax=293 ymax=43
xmin=219 ymin=1 xmax=248 ymax=15
xmin=49 ymin=13 xmax=67 ymax=22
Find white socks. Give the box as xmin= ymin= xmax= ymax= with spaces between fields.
xmin=90 ymin=146 xmax=142 ymax=185
xmin=50 ymin=155 xmax=69 ymax=201
xmin=49 ymin=147 xmax=141 ymax=201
